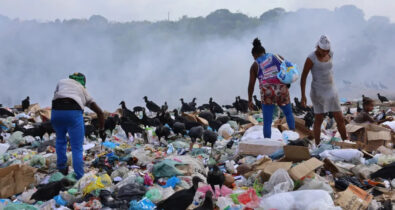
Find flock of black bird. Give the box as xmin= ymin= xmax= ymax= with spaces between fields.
xmin=0 ymin=93 xmax=392 ymax=209
xmin=1 ymin=92 xmax=392 ymax=144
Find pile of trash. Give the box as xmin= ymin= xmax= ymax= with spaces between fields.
xmin=0 ymin=97 xmax=395 ymax=210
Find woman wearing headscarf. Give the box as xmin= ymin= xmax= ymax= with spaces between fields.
xmin=248 ymin=38 xmax=295 ymax=138
xmin=300 ymin=35 xmax=348 ymax=145
xmin=51 ymin=73 xmax=104 ymax=179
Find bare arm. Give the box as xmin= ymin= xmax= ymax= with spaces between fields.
xmin=300 ymin=58 xmax=313 ymax=106
xmin=248 ymin=62 xmax=258 ymax=110
xmin=89 ymin=102 xmax=104 ymax=130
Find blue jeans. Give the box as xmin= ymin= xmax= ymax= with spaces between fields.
xmin=262 ymin=103 xmax=295 ymax=138
xmin=51 ymin=110 xmax=85 ymax=179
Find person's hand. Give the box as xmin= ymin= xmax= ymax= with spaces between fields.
xmin=248 ymin=100 xmax=255 ymax=111
xmin=301 ymin=96 xmax=307 ymax=108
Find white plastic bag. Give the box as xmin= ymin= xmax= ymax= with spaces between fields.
xmin=282 ymin=130 xmax=300 ymax=141
xmin=260 ymin=190 xmax=341 ymax=210
xmin=319 ymin=149 xmax=363 ymax=162
xmin=298 ymin=177 xmax=333 ymax=195
xmin=263 ymin=169 xmax=294 ymax=196
xmin=218 ymin=124 xmax=234 ymax=138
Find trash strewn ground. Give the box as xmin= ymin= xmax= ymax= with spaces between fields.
xmin=0 ymin=97 xmax=395 ymax=210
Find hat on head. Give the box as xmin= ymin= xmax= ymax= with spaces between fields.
xmin=69 ymin=72 xmax=86 ymax=87
xmin=317 ymin=35 xmax=331 ymax=50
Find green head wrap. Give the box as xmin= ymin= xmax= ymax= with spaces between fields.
xmin=69 ymin=72 xmax=86 ymax=87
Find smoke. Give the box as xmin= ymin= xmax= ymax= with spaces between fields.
xmin=0 ymin=5 xmax=394 ymax=111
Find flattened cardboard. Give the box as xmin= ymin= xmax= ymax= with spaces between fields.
xmin=367 ymin=130 xmax=391 ymax=141
xmin=264 ymin=162 xmax=292 ymax=175
xmin=196 ymin=116 xmax=208 ymax=126
xmin=182 ymin=113 xmax=197 ymax=122
xmin=334 ymin=141 xmax=363 ymax=149
xmin=248 ymin=115 xmax=258 ymax=125
xmin=335 ymin=184 xmax=372 ymax=210
xmin=282 ymin=145 xmax=311 ymax=162
xmin=238 ymin=142 xmax=283 ymax=156
xmin=288 ymin=157 xmax=323 ymax=180
xmin=0 ymin=164 xmax=37 ymax=198
xmin=323 ymin=158 xmax=340 ymax=175
xmin=253 ymin=159 xmax=292 ymax=181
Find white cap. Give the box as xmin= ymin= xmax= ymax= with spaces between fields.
xmin=317 ymin=35 xmax=331 ymax=50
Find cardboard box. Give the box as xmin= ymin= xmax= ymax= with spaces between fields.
xmin=281 ymin=145 xmax=311 ymax=162
xmin=238 ymin=141 xmax=283 ymax=156
xmin=0 ymin=164 xmax=37 ymax=198
xmin=334 ymin=141 xmax=364 ymax=149
xmin=335 ymin=185 xmax=372 ymax=210
xmin=346 ymin=123 xmax=392 ymax=152
xmin=288 ymin=157 xmax=323 ymax=180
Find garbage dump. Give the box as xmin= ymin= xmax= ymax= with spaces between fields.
xmin=0 ymin=96 xmax=395 ymax=210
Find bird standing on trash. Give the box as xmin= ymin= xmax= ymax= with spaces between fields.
xmin=143 ymin=96 xmax=161 ymax=113
xmin=51 ymin=73 xmax=104 ymax=179
xmin=156 ymin=176 xmax=203 ymax=210
xmin=193 ymin=190 xmax=214 ymax=210
xmin=22 ymin=96 xmax=30 ymax=111
xmin=377 ymin=93 xmax=389 ymax=103
xmin=207 ymin=165 xmax=225 ymax=196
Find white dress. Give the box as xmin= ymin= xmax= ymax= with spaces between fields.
xmin=308 ymin=51 xmax=341 ymax=114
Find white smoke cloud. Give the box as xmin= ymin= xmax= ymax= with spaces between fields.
xmin=0 ymin=5 xmax=393 ymax=112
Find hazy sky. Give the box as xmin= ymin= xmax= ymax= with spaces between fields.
xmin=0 ymin=0 xmax=394 ymax=22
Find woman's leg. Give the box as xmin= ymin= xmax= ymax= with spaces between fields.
xmin=333 ymin=111 xmax=348 ymax=140
xmin=314 ymin=114 xmax=325 ymax=145
xmin=279 ymin=103 xmax=295 ymax=130
xmin=67 ymin=111 xmax=85 ymax=179
xmin=51 ymin=110 xmax=69 ymax=171
xmin=262 ymin=104 xmax=275 ymax=138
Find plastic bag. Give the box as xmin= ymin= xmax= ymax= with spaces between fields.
xmin=263 ymin=169 xmax=294 ymax=196
xmin=320 ymin=149 xmax=363 ymax=162
xmin=8 ymin=131 xmax=25 ymax=146
xmin=82 ymin=174 xmax=112 ymax=195
xmin=161 ymin=176 xmax=180 ymax=188
xmin=218 ymin=124 xmax=234 ymax=138
xmin=145 ymin=188 xmax=162 ymax=203
xmin=282 ymin=130 xmax=300 ymax=141
xmin=4 ymin=203 xmax=39 ymax=210
xmin=197 ymin=184 xmax=233 ymax=198
xmin=260 ymin=190 xmax=341 ymax=210
xmin=276 ymin=57 xmax=300 ymax=84
xmin=54 ymin=195 xmax=68 ymax=206
xmin=217 ymin=197 xmax=242 ymax=210
xmin=237 ymin=188 xmax=260 ymax=209
xmin=129 ymin=197 xmax=156 ymax=210
xmin=298 ymin=177 xmax=333 ymax=195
